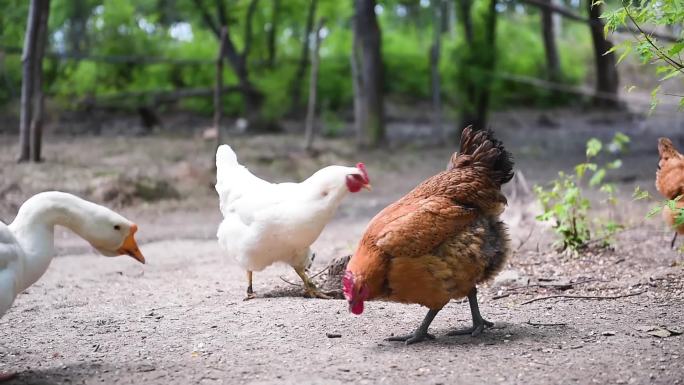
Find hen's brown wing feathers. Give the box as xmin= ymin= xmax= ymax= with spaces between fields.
xmin=656 ymin=138 xmax=684 ymax=200
xmin=374 ymin=196 xmax=477 ymax=259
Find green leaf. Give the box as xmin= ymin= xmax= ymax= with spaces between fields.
xmin=586 ymin=138 xmax=602 ymax=158
xmin=668 ymin=42 xmax=684 ymax=56
xmin=647 ymin=205 xmax=663 ymax=218
xmin=590 ymin=169 xmax=606 ymax=187
xmin=617 ymin=44 xmax=632 ymax=64
xmin=606 ymin=159 xmax=623 ymax=169
xmin=632 ymin=186 xmax=651 ymax=201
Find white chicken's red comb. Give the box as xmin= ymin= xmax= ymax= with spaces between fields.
xmin=356 ymin=162 xmax=369 ymax=184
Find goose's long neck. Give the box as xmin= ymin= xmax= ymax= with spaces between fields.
xmin=9 ymin=192 xmax=90 ymax=291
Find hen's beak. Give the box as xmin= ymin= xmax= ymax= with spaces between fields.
xmin=363 ymin=183 xmax=373 ymax=191
xmin=117 ymin=224 xmax=145 ymax=264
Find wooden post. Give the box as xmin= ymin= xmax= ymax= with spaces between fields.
xmin=304 ymin=19 xmax=325 ymax=152
xmin=19 ymin=0 xmax=40 ymax=162
xmin=214 ymin=26 xmax=227 ymax=149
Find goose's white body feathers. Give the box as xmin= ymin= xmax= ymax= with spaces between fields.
xmin=0 ymin=191 xmax=142 ymax=318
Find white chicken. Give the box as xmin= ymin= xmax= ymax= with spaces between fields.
xmin=215 ymin=145 xmax=371 ymax=299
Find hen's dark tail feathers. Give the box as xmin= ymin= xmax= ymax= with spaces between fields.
xmin=448 ymin=126 xmax=514 ymax=186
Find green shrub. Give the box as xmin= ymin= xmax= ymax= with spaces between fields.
xmin=534 ymin=133 xmax=630 ymax=252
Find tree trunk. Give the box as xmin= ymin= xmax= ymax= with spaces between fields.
xmin=540 ymin=0 xmax=561 ymax=82
xmin=214 ymin=27 xmax=227 ymax=150
xmin=473 ymin=0 xmax=498 ymax=129
xmin=266 ymin=0 xmax=280 ymax=68
xmin=67 ymin=0 xmax=88 ymax=54
xmin=350 ymin=33 xmax=364 ymax=146
xmin=457 ymin=0 xmax=498 ymax=132
xmin=192 ymin=0 xmax=264 ymax=125
xmin=457 ymin=0 xmax=477 ymax=130
xmin=290 ymin=0 xmax=317 ymax=113
xmin=587 ymin=0 xmax=618 ymax=107
xmin=304 ymin=19 xmax=324 ymax=152
xmin=29 ymin=0 xmax=50 ymax=163
xmin=353 ymin=0 xmax=385 ymax=148
xmin=430 ymin=0 xmax=444 ymax=140
xmin=19 ymin=0 xmax=41 ymax=162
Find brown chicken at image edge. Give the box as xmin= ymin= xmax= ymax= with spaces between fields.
xmin=656 ymin=137 xmax=684 ymax=248
xmin=343 ymin=126 xmax=514 ymax=344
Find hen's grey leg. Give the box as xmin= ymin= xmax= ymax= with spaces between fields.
xmin=447 ymin=287 xmax=493 ymax=337
xmin=671 ymin=232 xmax=678 ymax=249
xmin=386 ymin=309 xmax=439 ymax=345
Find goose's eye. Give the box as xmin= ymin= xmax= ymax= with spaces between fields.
xmin=114 ymin=225 xmax=121 ymax=231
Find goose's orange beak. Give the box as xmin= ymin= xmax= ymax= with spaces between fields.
xmin=118 ymin=224 xmax=145 ymax=264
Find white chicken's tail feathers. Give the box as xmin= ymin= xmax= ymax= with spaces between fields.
xmin=216 ymin=145 xmax=239 ymax=186
xmin=216 ymin=144 xmax=238 ymax=168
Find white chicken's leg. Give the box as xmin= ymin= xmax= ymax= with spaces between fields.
xmin=294 ymin=267 xmax=332 ymax=299
xmin=244 ymin=270 xmax=256 ymax=301
xmin=0 ymin=372 xmax=16 ymax=382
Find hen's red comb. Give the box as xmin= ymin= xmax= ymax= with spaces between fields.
xmin=342 ymin=270 xmax=354 ymax=300
xmin=356 ymin=162 xmax=369 ymax=184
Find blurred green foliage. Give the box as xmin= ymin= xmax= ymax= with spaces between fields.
xmin=0 ymin=0 xmax=594 ymax=118
xmin=602 ymin=0 xmax=684 ymax=110
xmin=534 ymin=133 xmax=630 ymax=253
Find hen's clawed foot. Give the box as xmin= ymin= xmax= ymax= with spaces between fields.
xmin=449 ymin=287 xmax=494 ymax=337
xmin=447 ymin=319 xmax=494 ymax=337
xmin=386 ymin=332 xmax=436 ymax=345
xmin=0 ymin=372 xmax=16 ymax=382
xmin=386 ymin=309 xmax=440 ymax=345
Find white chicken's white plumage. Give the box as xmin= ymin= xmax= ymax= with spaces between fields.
xmin=0 ymin=191 xmax=145 ymax=319
xmin=215 ymin=144 xmax=370 ymax=298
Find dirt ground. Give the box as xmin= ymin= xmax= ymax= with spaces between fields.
xmin=0 ymin=107 xmax=683 ymax=385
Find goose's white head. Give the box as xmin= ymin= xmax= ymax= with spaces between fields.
xmin=72 ymin=203 xmax=145 ymax=264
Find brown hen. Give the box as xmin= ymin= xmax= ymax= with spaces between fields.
xmin=343 ymin=127 xmax=513 ymax=344
xmin=656 ymin=138 xmax=684 ymax=248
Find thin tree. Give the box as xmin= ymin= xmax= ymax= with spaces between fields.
xmin=19 ymin=0 xmax=50 ymax=163
xmin=586 ymin=0 xmax=619 ymax=107
xmin=304 ymin=19 xmax=325 ymax=152
xmin=457 ymin=0 xmax=498 ymax=132
xmin=540 ymin=0 xmax=561 ymax=82
xmin=192 ymin=0 xmax=264 ymax=125
xmin=430 ymin=0 xmax=445 ymax=141
xmin=215 ymin=26 xmax=227 ymax=151
xmin=290 ymin=0 xmax=318 ymax=113
xmin=266 ymin=0 xmax=280 ymax=68
xmin=352 ymin=0 xmax=385 ymax=148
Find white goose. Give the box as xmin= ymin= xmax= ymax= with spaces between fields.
xmin=0 ymin=191 xmax=145 ymax=381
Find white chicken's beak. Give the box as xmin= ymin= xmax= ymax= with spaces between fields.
xmin=363 ymin=184 xmax=373 ymax=191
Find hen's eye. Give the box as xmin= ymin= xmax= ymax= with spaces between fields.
xmin=114 ymin=225 xmax=121 ymax=231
